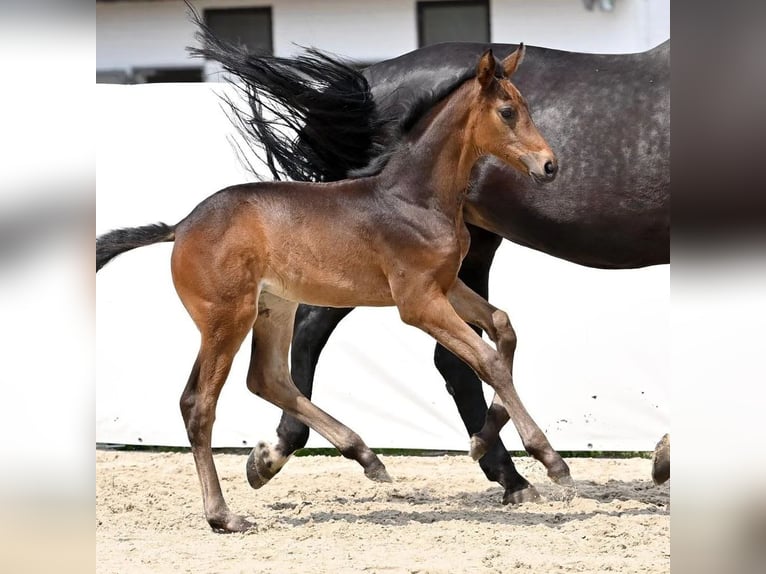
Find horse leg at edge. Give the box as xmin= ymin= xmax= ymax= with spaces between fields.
xmin=651 ymin=433 xmax=670 ymax=485
xmin=247 ymin=305 xmax=355 ymax=488
xmin=245 ymin=296 xmax=390 ymax=488
xmin=434 ymin=226 xmax=540 ymax=503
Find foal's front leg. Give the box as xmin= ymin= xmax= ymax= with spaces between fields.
xmin=396 ymin=285 xmax=570 ymax=486
xmin=435 ymin=225 xmax=540 ymax=503
xmin=447 ymin=280 xmax=571 ymax=485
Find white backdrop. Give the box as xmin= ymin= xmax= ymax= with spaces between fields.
xmin=96 ymin=83 xmax=669 ymax=452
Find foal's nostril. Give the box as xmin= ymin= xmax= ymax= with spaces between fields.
xmin=544 ymin=161 xmax=556 ymax=176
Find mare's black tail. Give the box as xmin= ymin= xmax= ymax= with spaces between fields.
xmin=186 ymin=5 xmax=380 ymax=182
xmin=96 ymin=223 xmax=175 ymax=272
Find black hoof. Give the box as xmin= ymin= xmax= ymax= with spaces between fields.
xmin=502 ymin=483 xmax=542 ymax=505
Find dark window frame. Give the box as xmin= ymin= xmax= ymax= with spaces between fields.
xmin=416 ymin=0 xmax=491 ymax=48
xmin=203 ymin=6 xmax=274 ymax=56
xmin=132 ymin=67 xmax=204 ymax=84
xmin=95 ymin=67 xmax=204 ymax=84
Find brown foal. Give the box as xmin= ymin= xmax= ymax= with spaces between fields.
xmin=97 ymin=47 xmax=570 ymax=533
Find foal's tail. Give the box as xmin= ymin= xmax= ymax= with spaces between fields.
xmin=96 ymin=223 xmax=175 ymax=272
xmin=185 ymin=4 xmax=380 ymax=183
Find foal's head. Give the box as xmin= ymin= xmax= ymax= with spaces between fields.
xmin=466 ymin=46 xmax=557 ymax=183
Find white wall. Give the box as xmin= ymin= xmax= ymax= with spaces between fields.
xmin=97 ymin=0 xmax=670 ymax=74
xmin=492 ymin=0 xmax=669 ymax=52
xmin=273 ymin=0 xmax=415 ymax=61
xmin=96 ymin=83 xmax=669 ymax=451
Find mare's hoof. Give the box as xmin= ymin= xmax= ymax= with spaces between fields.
xmin=246 ymin=441 xmax=283 ymax=489
xmin=651 ymin=433 xmax=670 ymax=485
xmin=502 ymin=483 xmax=541 ymax=505
xmin=365 ymin=462 xmax=392 ymax=483
xmin=208 ymin=512 xmax=257 ymax=534
xmin=469 ymin=435 xmax=489 ymax=461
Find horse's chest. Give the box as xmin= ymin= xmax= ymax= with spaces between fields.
xmin=400 ymin=220 xmax=470 ymax=282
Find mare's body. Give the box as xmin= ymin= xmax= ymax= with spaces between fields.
xmin=202 ymin=39 xmax=670 ymax=501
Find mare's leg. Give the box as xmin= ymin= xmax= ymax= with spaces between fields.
xmin=179 ymin=306 xmax=258 ymax=533
xmin=249 ymin=305 xmax=354 ymax=488
xmin=447 ymin=280 xmax=571 ymax=485
xmin=395 ymin=286 xmax=570 ymax=487
xmin=434 ymin=226 xmax=539 ymax=503
xmin=651 ymin=433 xmax=670 ymax=485
xmin=246 ymin=295 xmax=390 ymax=488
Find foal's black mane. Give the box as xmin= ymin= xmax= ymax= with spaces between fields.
xmin=187 ymin=6 xmax=472 ymax=183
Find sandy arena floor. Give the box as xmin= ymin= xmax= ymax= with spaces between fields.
xmin=96 ymin=450 xmax=669 ymax=573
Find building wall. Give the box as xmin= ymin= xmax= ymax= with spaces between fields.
xmin=97 ymin=0 xmax=670 ymax=75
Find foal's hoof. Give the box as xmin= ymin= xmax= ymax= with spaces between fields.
xmin=547 ymin=459 xmax=573 ymax=486
xmin=364 ymin=462 xmax=392 ymax=483
xmin=469 ymin=435 xmax=489 ymax=461
xmin=246 ymin=441 xmax=285 ymax=489
xmin=550 ymin=471 xmax=575 ymax=488
xmin=547 ymin=461 xmax=577 ymax=501
xmin=208 ymin=512 xmax=257 ymax=534
xmin=502 ymin=483 xmax=541 ymax=505
xmin=651 ymin=433 xmax=670 ymax=485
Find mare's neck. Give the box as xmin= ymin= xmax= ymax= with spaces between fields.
xmin=380 ymin=81 xmax=479 ymax=213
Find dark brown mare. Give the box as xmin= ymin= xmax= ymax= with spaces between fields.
xmin=96 ymin=48 xmax=568 ymax=532
xmin=195 ymin=36 xmax=671 ymax=500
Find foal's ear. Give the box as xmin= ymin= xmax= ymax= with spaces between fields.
xmin=502 ymin=43 xmax=525 ymax=78
xmin=477 ymin=49 xmax=496 ymax=90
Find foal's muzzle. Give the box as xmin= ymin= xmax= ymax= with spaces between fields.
xmin=525 ymin=153 xmax=558 ymax=184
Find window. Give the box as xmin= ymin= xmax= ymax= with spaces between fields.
xmin=417 ymin=0 xmax=490 ymax=47
xmin=95 ymin=67 xmax=203 ymax=84
xmin=204 ymin=7 xmax=273 ymax=55
xmin=132 ymin=67 xmax=203 ymax=84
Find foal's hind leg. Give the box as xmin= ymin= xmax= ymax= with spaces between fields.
xmin=255 ymin=305 xmax=355 ymax=483
xmin=245 ymin=294 xmax=390 ymax=488
xmin=172 ymin=235 xmax=260 ymax=533
xmin=179 ymin=307 xmax=257 ymax=533
xmin=395 ymin=285 xmax=570 ymax=487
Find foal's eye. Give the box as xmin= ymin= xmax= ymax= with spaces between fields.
xmin=499 ymin=107 xmax=515 ymax=120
